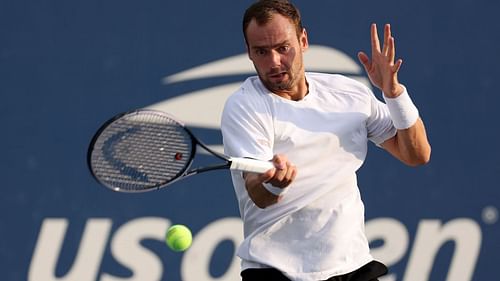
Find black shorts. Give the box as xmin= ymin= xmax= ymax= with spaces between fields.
xmin=241 ymin=260 xmax=388 ymax=281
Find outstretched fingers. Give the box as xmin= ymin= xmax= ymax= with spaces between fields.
xmin=393 ymin=58 xmax=403 ymax=74
xmin=371 ymin=23 xmax=381 ymax=56
xmin=357 ymin=51 xmax=371 ymax=72
xmin=382 ymin=24 xmax=391 ymax=56
xmin=359 ymin=23 xmax=405 ymax=94
xmin=385 ymin=25 xmax=402 ymax=74
xmin=386 ymin=25 xmax=397 ymax=64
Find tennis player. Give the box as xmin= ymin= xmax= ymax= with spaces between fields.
xmin=221 ymin=1 xmax=431 ymax=280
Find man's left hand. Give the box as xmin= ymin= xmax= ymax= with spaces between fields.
xmin=358 ymin=23 xmax=404 ymax=98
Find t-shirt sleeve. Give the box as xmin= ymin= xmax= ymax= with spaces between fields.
xmin=366 ymin=90 xmax=397 ymax=146
xmin=221 ymin=88 xmax=274 ymax=161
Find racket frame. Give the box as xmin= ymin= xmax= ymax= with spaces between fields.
xmin=87 ymin=109 xmax=235 ymax=192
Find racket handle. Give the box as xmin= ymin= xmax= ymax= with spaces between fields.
xmin=229 ymin=157 xmax=274 ymax=173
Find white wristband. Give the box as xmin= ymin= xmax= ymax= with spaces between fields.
xmin=383 ymin=87 xmax=419 ymax=129
xmin=262 ymin=182 xmax=289 ymax=196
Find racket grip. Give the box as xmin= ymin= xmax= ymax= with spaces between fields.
xmin=229 ymin=157 xmax=274 ymax=173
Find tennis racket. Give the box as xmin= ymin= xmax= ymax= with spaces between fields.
xmin=87 ymin=109 xmax=274 ymax=192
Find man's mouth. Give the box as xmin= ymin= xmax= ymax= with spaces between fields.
xmin=269 ymin=72 xmax=287 ymax=80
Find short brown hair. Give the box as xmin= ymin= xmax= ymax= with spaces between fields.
xmin=242 ymin=0 xmax=304 ymax=44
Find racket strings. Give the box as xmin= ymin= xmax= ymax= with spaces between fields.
xmin=90 ymin=112 xmax=193 ymax=191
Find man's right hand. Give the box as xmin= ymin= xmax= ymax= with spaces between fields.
xmin=243 ymin=154 xmax=297 ymax=208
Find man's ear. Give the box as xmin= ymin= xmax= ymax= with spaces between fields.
xmin=301 ymin=28 xmax=309 ymax=52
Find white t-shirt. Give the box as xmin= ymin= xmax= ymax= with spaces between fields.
xmin=221 ymin=72 xmax=397 ymax=281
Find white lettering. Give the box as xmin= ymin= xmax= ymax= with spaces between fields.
xmin=28 ymin=218 xmax=112 ymax=281
xmin=28 ymin=216 xmax=483 ymax=281
xmin=403 ymin=219 xmax=482 ymax=281
xmin=366 ymin=218 xmax=409 ymax=281
xmin=100 ymin=217 xmax=169 ymax=281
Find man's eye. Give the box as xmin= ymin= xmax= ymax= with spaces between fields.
xmin=279 ymin=46 xmax=290 ymax=53
xmin=256 ymin=49 xmax=267 ymax=56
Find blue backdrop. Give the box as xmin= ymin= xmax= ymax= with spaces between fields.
xmin=1 ymin=0 xmax=498 ymax=280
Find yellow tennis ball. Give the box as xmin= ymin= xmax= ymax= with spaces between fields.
xmin=165 ymin=224 xmax=192 ymax=252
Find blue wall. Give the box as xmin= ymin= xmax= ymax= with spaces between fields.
xmin=1 ymin=1 xmax=498 ymax=280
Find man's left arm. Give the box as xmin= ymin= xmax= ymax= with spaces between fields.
xmin=358 ymin=23 xmax=431 ymax=166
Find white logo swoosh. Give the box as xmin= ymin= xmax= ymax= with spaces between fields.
xmin=162 ymin=45 xmax=363 ymax=84
xmin=148 ymin=45 xmax=370 ymax=153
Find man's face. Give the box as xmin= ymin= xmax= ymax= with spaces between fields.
xmin=245 ymin=14 xmax=308 ymax=95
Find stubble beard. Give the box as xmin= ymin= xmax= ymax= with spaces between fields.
xmin=258 ymin=56 xmax=305 ymax=94
xmin=259 ymin=66 xmax=300 ymax=93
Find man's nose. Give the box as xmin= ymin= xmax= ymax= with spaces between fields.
xmin=270 ymin=50 xmax=281 ymax=67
